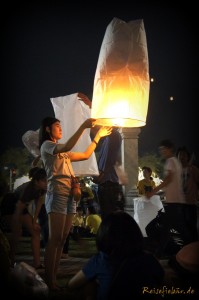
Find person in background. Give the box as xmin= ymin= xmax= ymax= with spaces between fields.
xmin=79 ymin=178 xmax=94 ymax=214
xmin=93 ymin=127 xmax=125 ymax=220
xmin=39 ymin=114 xmax=112 ymax=291
xmin=28 ymin=167 xmax=48 ymax=250
xmin=10 ymin=167 xmax=47 ymax=269
xmin=176 ymin=146 xmax=199 ymax=242
xmin=68 ymin=211 xmax=164 ymax=300
xmin=71 ymin=206 xmax=85 ymax=239
xmin=61 ymin=233 xmax=71 ymax=259
xmin=146 ymin=139 xmax=189 ymax=253
xmin=137 ymin=166 xmax=156 ymax=195
xmin=61 ymin=206 xmax=86 ymax=258
xmin=84 ymin=205 xmax=102 ymax=237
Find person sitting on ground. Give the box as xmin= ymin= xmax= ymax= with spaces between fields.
xmin=79 ymin=179 xmax=94 ymax=214
xmin=68 ymin=211 xmax=164 ymax=300
xmin=84 ymin=205 xmax=102 ymax=237
xmin=137 ymin=166 xmax=156 ymax=195
xmin=72 ymin=206 xmax=85 ymax=239
xmin=81 ymin=179 xmax=94 ymax=200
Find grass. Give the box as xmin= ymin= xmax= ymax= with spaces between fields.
xmin=13 ymin=235 xmax=97 ymax=299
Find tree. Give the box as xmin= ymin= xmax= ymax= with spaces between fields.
xmin=0 ymin=147 xmax=33 ymax=191
xmin=138 ymin=152 xmax=163 ymax=179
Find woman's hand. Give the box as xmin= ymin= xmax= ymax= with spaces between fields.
xmin=98 ymin=126 xmax=112 ymax=138
xmin=77 ymin=92 xmax=91 ymax=107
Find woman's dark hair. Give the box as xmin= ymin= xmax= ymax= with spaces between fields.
xmin=96 ymin=211 xmax=143 ymax=260
xmin=29 ymin=167 xmax=47 ymax=181
xmin=39 ymin=117 xmax=60 ymax=148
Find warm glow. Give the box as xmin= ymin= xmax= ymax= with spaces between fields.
xmin=92 ymin=78 xmax=149 ymax=127
xmin=91 ymin=18 xmax=150 ymax=128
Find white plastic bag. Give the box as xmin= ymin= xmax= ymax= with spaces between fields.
xmin=133 ymin=195 xmax=164 ymax=237
xmin=13 ymin=262 xmax=48 ymax=297
xmin=22 ymin=129 xmax=40 ymax=157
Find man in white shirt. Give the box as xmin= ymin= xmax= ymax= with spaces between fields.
xmin=146 ymin=139 xmax=189 ymax=255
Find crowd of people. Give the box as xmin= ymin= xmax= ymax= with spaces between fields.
xmin=0 ymin=93 xmax=199 ymax=298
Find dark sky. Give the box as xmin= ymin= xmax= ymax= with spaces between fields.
xmin=1 ymin=2 xmax=198 ymax=160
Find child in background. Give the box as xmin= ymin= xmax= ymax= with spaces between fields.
xmin=137 ymin=166 xmax=156 ymax=195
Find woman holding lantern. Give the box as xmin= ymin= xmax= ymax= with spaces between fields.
xmin=39 ymin=115 xmax=112 ymax=291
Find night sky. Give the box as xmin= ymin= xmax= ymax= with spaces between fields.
xmin=1 ymin=2 xmax=198 ymax=160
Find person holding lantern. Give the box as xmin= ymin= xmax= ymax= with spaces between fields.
xmin=39 ymin=115 xmax=112 ymax=291
xmin=93 ymin=127 xmax=126 ymax=220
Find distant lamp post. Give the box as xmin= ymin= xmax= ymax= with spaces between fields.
xmin=4 ymin=166 xmax=17 ymax=192
xmin=91 ymin=18 xmax=150 ymax=128
xmin=9 ymin=168 xmax=17 ymax=192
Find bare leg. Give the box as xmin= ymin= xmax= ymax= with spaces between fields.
xmin=44 ymin=212 xmax=66 ymax=290
xmin=22 ymin=214 xmax=41 ymax=268
xmin=9 ymin=215 xmax=23 ymax=266
xmin=54 ymin=213 xmax=74 ymax=274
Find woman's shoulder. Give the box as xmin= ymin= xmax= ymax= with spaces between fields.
xmin=41 ymin=140 xmax=56 ymax=152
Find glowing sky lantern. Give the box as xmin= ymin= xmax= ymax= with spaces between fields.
xmin=91 ymin=18 xmax=150 ymax=127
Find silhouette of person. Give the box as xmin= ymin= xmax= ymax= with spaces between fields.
xmin=176 ymin=146 xmax=199 ymax=242
xmin=93 ymin=128 xmax=125 ymax=219
xmin=68 ymin=211 xmax=164 ymax=300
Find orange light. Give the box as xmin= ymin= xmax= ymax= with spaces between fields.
xmin=91 ymin=18 xmax=150 ymax=128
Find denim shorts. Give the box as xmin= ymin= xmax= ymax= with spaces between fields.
xmin=45 ymin=191 xmax=76 ymax=215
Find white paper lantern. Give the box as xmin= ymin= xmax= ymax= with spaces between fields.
xmin=91 ymin=18 xmax=150 ymax=127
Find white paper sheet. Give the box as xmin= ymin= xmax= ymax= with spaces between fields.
xmin=51 ymin=93 xmax=99 ymax=176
